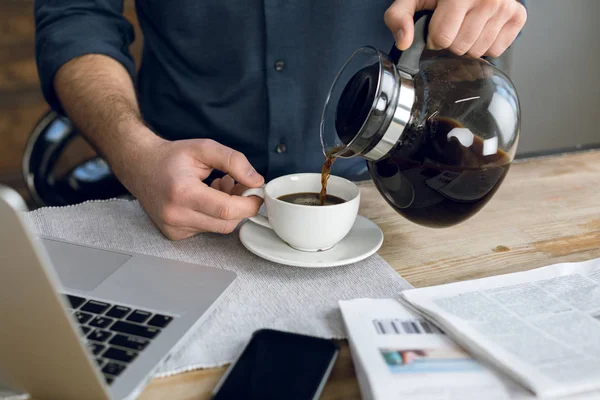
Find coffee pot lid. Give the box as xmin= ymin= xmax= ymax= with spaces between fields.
xmin=320 ymin=46 xmax=391 ymax=158
xmin=320 ymin=12 xmax=433 ymax=160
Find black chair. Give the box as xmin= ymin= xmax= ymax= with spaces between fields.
xmin=22 ymin=110 xmax=129 ymax=207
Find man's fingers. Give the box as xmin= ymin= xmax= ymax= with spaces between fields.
xmin=163 ymin=208 xmax=242 ymax=235
xmin=427 ymin=1 xmax=468 ymax=50
xmin=486 ymin=23 xmax=518 ymax=58
xmin=450 ymin=4 xmax=498 ymax=56
xmin=467 ymin=0 xmax=514 ymax=58
xmin=486 ymin=4 xmax=527 ymax=58
xmin=190 ymin=139 xmax=264 ymax=188
xmin=385 ymin=0 xmax=526 ymax=58
xmin=187 ymin=185 xmax=262 ymax=221
xmin=231 ymin=183 xmax=250 ymax=197
xmin=160 ymin=225 xmax=197 ymax=241
xmin=467 ymin=16 xmax=505 ymax=58
xmin=211 ymin=175 xmax=235 ymax=194
xmin=219 ymin=175 xmax=236 ymax=195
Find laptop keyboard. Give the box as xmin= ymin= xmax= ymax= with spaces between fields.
xmin=64 ymin=294 xmax=174 ymax=386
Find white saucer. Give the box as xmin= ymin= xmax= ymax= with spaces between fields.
xmin=239 ymin=215 xmax=384 ymax=268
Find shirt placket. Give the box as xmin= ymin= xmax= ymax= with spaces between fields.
xmin=263 ymin=0 xmax=299 ymax=179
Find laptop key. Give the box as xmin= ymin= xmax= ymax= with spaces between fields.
xmin=75 ymin=311 xmax=93 ymax=324
xmin=89 ymin=343 xmax=106 ymax=355
xmin=81 ymin=326 xmax=92 ymax=335
xmin=110 ymin=321 xmax=160 ymax=339
xmin=103 ymin=347 xmax=138 ymax=363
xmin=89 ymin=316 xmax=114 ymax=329
xmin=88 ymin=330 xmax=112 ymax=342
xmin=109 ymin=334 xmax=149 ymax=351
xmin=105 ymin=376 xmax=114 ymax=385
xmin=102 ymin=362 xmax=126 ymax=377
xmin=81 ymin=300 xmax=110 ymax=314
xmin=66 ymin=295 xmax=86 ymax=309
xmin=106 ymin=305 xmax=131 ymax=319
xmin=95 ymin=357 xmax=105 ymax=367
xmin=147 ymin=314 xmax=173 ymax=328
xmin=126 ymin=310 xmax=152 ymax=324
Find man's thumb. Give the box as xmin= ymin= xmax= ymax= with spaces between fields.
xmin=385 ymin=0 xmax=438 ymax=51
xmin=190 ymin=139 xmax=265 ymax=188
xmin=384 ymin=0 xmax=417 ymax=51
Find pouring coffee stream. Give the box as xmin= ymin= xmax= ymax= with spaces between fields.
xmin=319 ymin=11 xmax=520 ymax=226
xmin=319 ymin=150 xmax=336 ymax=206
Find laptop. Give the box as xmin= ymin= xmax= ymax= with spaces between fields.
xmin=0 ymin=185 xmax=237 ymax=400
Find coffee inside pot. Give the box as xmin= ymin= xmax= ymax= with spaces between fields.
xmin=320 ymin=12 xmax=520 ymax=228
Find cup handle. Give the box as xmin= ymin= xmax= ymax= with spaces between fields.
xmin=241 ymin=187 xmax=273 ymax=230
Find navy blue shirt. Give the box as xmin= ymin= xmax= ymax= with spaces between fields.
xmin=35 ymin=1 xmax=401 ymax=181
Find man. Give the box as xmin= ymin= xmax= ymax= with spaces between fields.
xmin=35 ymin=0 xmax=527 ymax=240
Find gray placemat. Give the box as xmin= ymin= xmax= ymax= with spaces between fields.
xmin=22 ymin=199 xmax=412 ymax=377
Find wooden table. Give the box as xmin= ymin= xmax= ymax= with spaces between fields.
xmin=139 ymin=150 xmax=600 ymax=400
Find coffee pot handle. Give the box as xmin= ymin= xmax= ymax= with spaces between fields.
xmin=389 ymin=10 xmax=433 ymax=75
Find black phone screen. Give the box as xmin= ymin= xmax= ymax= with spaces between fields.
xmin=212 ymin=329 xmax=339 ymax=400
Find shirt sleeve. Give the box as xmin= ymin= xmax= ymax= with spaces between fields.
xmin=34 ymin=0 xmax=136 ymax=112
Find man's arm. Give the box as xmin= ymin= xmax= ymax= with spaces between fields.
xmin=35 ymin=0 xmax=151 ymax=198
xmin=35 ymin=0 xmax=137 ymax=112
xmin=35 ymin=1 xmax=264 ymax=240
xmin=52 ymin=54 xmax=160 ymax=194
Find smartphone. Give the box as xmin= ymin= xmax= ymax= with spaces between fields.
xmin=212 ymin=329 xmax=339 ymax=400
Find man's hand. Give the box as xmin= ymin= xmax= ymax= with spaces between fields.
xmin=125 ymin=137 xmax=264 ymax=240
xmin=385 ymin=0 xmax=527 ymax=58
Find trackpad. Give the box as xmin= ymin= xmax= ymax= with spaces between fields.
xmin=41 ymin=238 xmax=131 ymax=292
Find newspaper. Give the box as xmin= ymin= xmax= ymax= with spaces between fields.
xmin=339 ymin=298 xmax=520 ymax=400
xmin=398 ymin=258 xmax=600 ymax=399
xmin=340 ymin=297 xmax=600 ymax=400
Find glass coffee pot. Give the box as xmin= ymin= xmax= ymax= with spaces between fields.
xmin=321 ymin=12 xmax=521 ymax=228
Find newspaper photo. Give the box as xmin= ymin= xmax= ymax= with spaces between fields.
xmin=399 ymin=258 xmax=600 ymax=399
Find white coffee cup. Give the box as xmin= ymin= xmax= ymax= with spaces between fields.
xmin=242 ymin=173 xmax=360 ymax=252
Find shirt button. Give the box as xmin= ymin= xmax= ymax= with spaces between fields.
xmin=276 ymin=143 xmax=287 ymax=153
xmin=274 ymin=60 xmax=285 ymax=72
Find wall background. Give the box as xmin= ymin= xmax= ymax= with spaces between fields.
xmin=507 ymin=0 xmax=600 ymax=155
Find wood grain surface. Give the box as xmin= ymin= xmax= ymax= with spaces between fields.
xmin=138 ymin=150 xmax=600 ymax=399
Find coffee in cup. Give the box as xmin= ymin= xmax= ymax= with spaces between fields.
xmin=278 ymin=192 xmax=346 ymax=206
xmin=242 ymin=173 xmax=360 ymax=252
